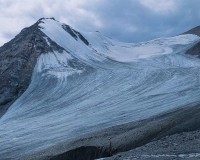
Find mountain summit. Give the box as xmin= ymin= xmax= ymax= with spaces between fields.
xmin=1 ymin=18 xmax=200 ymax=160
xmin=0 ymin=18 xmax=64 ymax=116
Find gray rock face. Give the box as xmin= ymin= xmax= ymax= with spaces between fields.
xmin=62 ymin=24 xmax=90 ymax=46
xmin=0 ymin=18 xmax=64 ymax=116
xmin=182 ymin=26 xmax=200 ymax=57
xmin=183 ymin=25 xmax=200 ymax=36
xmin=102 ymin=130 xmax=200 ymax=160
xmin=185 ymin=41 xmax=200 ymax=57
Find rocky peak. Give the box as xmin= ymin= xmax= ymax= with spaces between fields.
xmin=0 ymin=17 xmax=93 ymax=116
xmin=0 ymin=18 xmax=64 ymax=116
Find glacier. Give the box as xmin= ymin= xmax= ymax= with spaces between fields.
xmin=1 ymin=18 xmax=200 ymax=159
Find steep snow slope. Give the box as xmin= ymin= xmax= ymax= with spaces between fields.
xmin=1 ymin=18 xmax=200 ymax=159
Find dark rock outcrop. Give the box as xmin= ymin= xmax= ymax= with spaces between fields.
xmin=62 ymin=24 xmax=90 ymax=46
xmin=182 ymin=25 xmax=200 ymax=57
xmin=49 ymin=146 xmax=110 ymax=160
xmin=183 ymin=25 xmax=200 ymax=36
xmin=185 ymin=41 xmax=200 ymax=57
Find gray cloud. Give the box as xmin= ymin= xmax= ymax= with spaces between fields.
xmin=0 ymin=0 xmax=200 ymax=46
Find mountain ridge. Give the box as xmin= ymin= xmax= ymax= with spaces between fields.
xmin=183 ymin=25 xmax=200 ymax=36
xmin=0 ymin=18 xmax=67 ymax=116
xmin=1 ymin=18 xmax=200 ymax=160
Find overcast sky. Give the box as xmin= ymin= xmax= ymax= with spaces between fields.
xmin=0 ymin=0 xmax=200 ymax=46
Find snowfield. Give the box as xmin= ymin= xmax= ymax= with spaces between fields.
xmin=1 ymin=18 xmax=200 ymax=159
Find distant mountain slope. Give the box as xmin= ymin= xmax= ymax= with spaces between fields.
xmin=182 ymin=25 xmax=200 ymax=57
xmin=183 ymin=25 xmax=200 ymax=36
xmin=1 ymin=18 xmax=200 ymax=160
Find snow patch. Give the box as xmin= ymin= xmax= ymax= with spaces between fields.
xmin=107 ymin=34 xmax=200 ymax=62
xmin=39 ymin=19 xmax=106 ymax=63
xmin=43 ymin=37 xmax=50 ymax=46
xmin=40 ymin=19 xmax=200 ymax=63
xmin=36 ymin=51 xmax=81 ymax=78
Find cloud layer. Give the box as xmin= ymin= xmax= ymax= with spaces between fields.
xmin=0 ymin=0 xmax=200 ymax=46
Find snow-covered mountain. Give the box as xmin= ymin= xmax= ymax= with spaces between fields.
xmin=1 ymin=18 xmax=200 ymax=160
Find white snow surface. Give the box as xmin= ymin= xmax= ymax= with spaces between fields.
xmin=39 ymin=19 xmax=199 ymax=63
xmin=0 ymin=18 xmax=200 ymax=159
xmin=107 ymin=35 xmax=198 ymax=62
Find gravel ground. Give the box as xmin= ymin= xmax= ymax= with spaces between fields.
xmin=101 ymin=130 xmax=200 ymax=160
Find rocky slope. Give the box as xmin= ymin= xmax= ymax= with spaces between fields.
xmin=101 ymin=130 xmax=200 ymax=160
xmin=0 ymin=18 xmax=65 ymax=116
xmin=98 ymin=105 xmax=200 ymax=160
xmin=184 ymin=25 xmax=200 ymax=57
